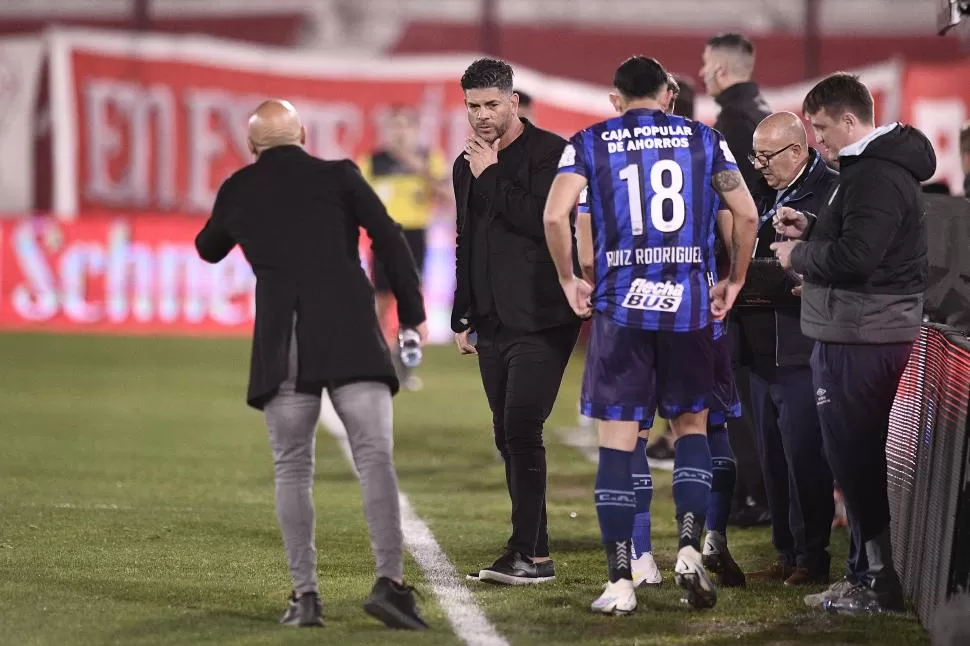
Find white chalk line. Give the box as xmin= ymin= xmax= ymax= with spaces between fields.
xmin=317 ymin=391 xmax=509 ymax=646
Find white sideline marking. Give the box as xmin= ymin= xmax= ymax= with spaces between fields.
xmin=318 ymin=392 xmax=509 ymax=646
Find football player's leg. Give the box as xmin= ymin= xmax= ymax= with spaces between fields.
xmin=631 ymin=423 xmax=661 ymax=587
xmin=702 ymin=331 xmax=745 ymax=586
xmin=658 ymin=328 xmax=717 ymax=609
xmin=582 ymin=316 xmax=654 ymax=615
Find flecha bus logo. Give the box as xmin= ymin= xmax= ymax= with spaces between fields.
xmin=621 ymin=279 xmax=684 ymax=312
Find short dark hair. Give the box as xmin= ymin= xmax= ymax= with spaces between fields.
xmin=613 ymin=56 xmax=669 ymax=101
xmin=706 ymin=33 xmax=755 ymax=56
xmin=461 ymin=58 xmax=513 ymax=93
xmin=671 ymin=74 xmax=696 ymax=119
xmin=514 ymin=89 xmax=533 ymax=107
xmin=802 ymin=72 xmax=875 ymax=125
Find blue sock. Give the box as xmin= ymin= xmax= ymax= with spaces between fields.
xmin=673 ymin=434 xmax=712 ymax=550
xmin=631 ymin=437 xmax=653 ymax=556
xmin=596 ymin=447 xmax=636 ymax=581
xmin=706 ymin=422 xmax=737 ymax=535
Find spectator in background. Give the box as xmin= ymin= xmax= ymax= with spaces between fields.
xmin=961 ymin=120 xmax=970 ymax=197
xmin=360 ymin=105 xmax=449 ymax=391
xmin=701 ymin=32 xmax=772 ymax=528
xmin=742 ymin=112 xmax=837 ymax=587
xmin=772 ymin=73 xmax=936 ymax=614
xmin=515 ymin=89 xmax=535 ymax=123
xmin=672 ymin=74 xmax=696 ymax=120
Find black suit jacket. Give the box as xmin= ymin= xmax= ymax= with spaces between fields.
xmin=450 ymin=120 xmax=579 ymax=333
xmin=195 ymin=145 xmax=425 ymax=409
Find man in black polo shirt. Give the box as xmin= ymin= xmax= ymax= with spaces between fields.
xmin=452 ymin=58 xmax=581 ymax=585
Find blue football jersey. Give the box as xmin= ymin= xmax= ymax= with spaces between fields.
xmin=558 ymin=108 xmax=738 ymax=332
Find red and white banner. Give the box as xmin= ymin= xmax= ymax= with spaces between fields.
xmin=0 ymin=35 xmax=45 ymax=216
xmin=900 ymin=59 xmax=970 ymax=196
xmin=47 ymin=29 xmax=615 ymax=218
xmin=39 ymin=28 xmax=970 ymax=219
xmin=0 ymin=214 xmax=458 ymax=340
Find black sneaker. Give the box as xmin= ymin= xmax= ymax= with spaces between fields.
xmin=478 ymin=550 xmax=556 ymax=585
xmin=363 ymin=577 xmax=430 ymax=630
xmin=279 ymin=591 xmax=324 ymax=627
xmin=702 ymin=531 xmax=746 ymax=588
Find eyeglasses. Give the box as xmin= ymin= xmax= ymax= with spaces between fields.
xmin=748 ymin=143 xmax=795 ymax=167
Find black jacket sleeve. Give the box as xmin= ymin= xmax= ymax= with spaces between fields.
xmin=791 ymin=174 xmax=904 ymax=284
xmin=451 ymin=156 xmax=471 ymax=331
xmin=342 ymin=161 xmax=426 ymax=327
xmin=471 ymin=135 xmax=565 ymax=239
xmin=195 ymin=180 xmax=237 ymax=264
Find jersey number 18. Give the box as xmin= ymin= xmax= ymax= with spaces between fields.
xmin=618 ymin=160 xmax=686 ymax=235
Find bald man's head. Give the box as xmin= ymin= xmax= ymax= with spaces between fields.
xmin=751 ymin=111 xmax=811 ymax=189
xmin=247 ymin=99 xmax=305 ymax=156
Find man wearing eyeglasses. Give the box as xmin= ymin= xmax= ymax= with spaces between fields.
xmin=739 ymin=112 xmax=838 ymax=587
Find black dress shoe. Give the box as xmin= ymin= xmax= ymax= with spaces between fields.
xmin=478 ymin=550 xmax=556 ymax=585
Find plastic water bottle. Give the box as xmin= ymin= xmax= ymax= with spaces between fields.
xmin=398 ymin=328 xmax=423 ymax=368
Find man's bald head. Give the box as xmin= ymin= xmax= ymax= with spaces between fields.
xmin=751 ymin=111 xmax=811 ymax=190
xmin=247 ymin=99 xmax=305 ymax=156
xmin=755 ymin=111 xmax=808 ymax=149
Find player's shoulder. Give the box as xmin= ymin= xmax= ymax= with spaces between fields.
xmin=681 ymin=117 xmax=718 ymax=139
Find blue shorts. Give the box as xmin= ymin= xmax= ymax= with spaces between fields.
xmin=631 ymin=323 xmax=741 ymax=430
xmin=581 ymin=314 xmax=714 ymax=424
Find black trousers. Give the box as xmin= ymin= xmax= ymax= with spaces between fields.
xmin=749 ymin=363 xmax=834 ymax=573
xmin=810 ymin=340 xmax=913 ymax=578
xmin=475 ymin=318 xmax=580 ymax=557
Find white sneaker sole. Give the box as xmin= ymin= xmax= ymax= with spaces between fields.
xmin=591 ymin=582 xmax=637 ymax=615
xmin=478 ymin=570 xmax=556 ymax=585
xmin=675 ymin=548 xmax=717 ymax=610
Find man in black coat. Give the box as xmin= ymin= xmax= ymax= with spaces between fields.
xmin=700 ymin=31 xmax=774 ymax=527
xmin=453 ymin=59 xmax=581 ymax=585
xmin=195 ymin=99 xmax=428 ymax=630
xmin=772 ymin=73 xmax=937 ymax=614
xmin=740 ymin=112 xmax=838 ymax=587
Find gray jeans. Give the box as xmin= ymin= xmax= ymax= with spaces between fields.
xmin=263 ymin=327 xmax=404 ymax=594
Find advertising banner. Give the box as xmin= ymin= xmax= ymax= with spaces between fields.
xmin=0 ymin=214 xmax=457 ymax=341
xmin=47 ymin=28 xmax=915 ymax=217
xmin=0 ymin=35 xmax=45 ymax=215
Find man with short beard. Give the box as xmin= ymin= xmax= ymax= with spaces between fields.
xmin=453 ymin=58 xmax=581 ymax=585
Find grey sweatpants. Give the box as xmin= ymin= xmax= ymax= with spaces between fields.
xmin=263 ymin=328 xmax=404 ymax=594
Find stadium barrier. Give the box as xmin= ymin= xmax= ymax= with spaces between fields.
xmin=888 ymin=323 xmax=970 ymax=628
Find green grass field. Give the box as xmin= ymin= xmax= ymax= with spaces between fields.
xmin=0 ymin=333 xmax=929 ymax=645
